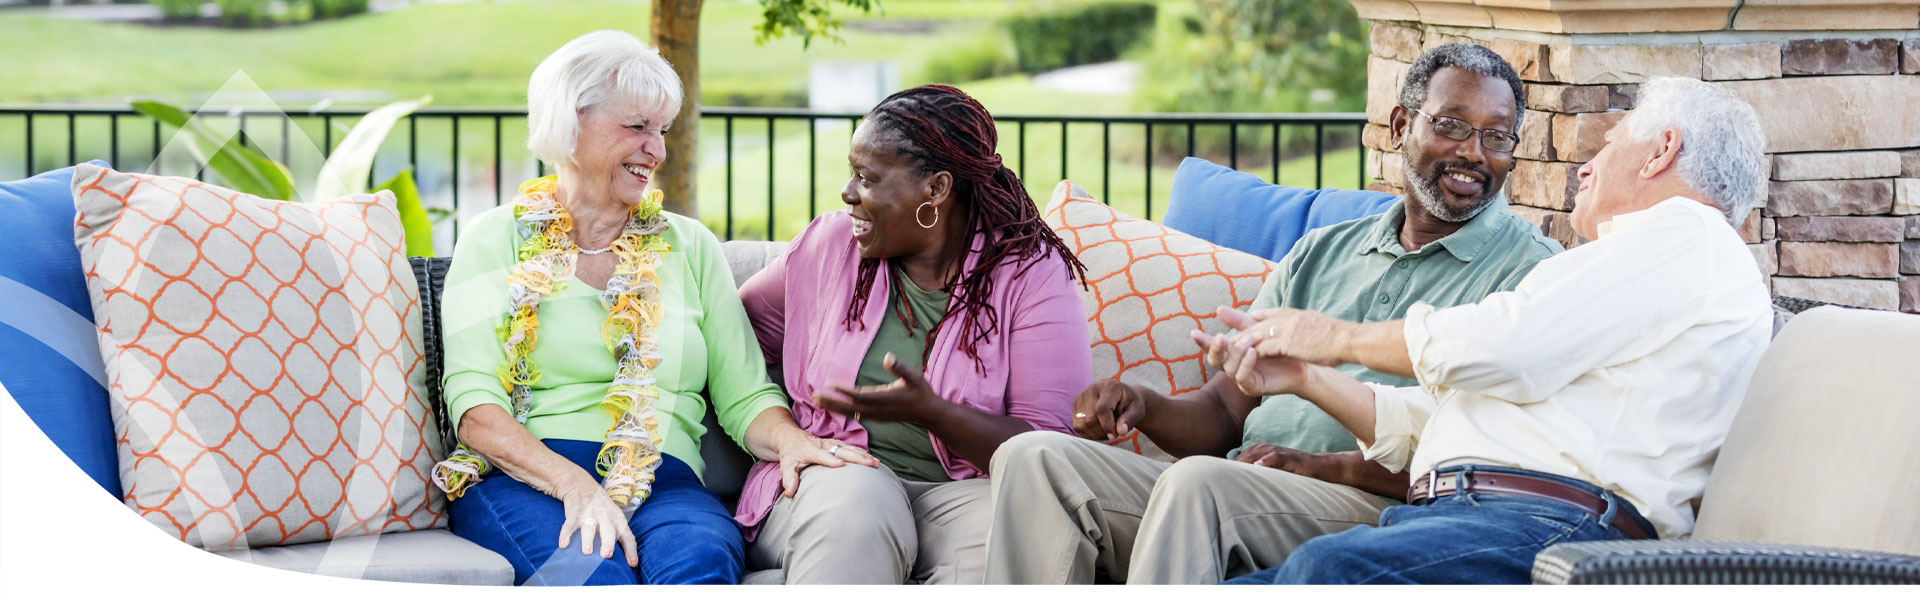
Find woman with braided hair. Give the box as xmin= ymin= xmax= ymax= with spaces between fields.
xmin=435 ymin=31 xmax=869 ymax=585
xmin=737 ymin=84 xmax=1093 ymax=584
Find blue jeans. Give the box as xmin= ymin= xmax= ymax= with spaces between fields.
xmin=449 ymin=439 xmax=744 ymax=585
xmin=1223 ymin=465 xmax=1654 ymax=585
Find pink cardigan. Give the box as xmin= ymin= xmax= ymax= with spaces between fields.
xmin=733 ymin=211 xmax=1091 ymax=535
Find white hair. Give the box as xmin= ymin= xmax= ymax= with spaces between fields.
xmin=1624 ymin=77 xmax=1768 ymax=226
xmin=526 ymin=30 xmax=683 ymax=167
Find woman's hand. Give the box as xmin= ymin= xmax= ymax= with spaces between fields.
xmin=740 ymin=407 xmax=880 ymax=498
xmin=812 ymin=353 xmax=943 ymax=424
xmin=452 ymin=405 xmax=639 ymax=567
xmin=772 ymin=429 xmax=880 ymax=498
xmin=555 ymin=477 xmax=638 ymax=568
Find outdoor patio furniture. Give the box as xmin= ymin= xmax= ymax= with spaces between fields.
xmin=1533 ymin=301 xmax=1920 ymax=584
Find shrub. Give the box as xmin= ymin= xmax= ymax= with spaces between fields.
xmin=213 ymin=0 xmax=272 ymax=27
xmin=1005 ymin=1 xmax=1156 ymax=74
xmin=1133 ymin=0 xmax=1370 ymax=159
xmin=704 ymin=83 xmax=809 ymax=109
xmin=918 ymin=31 xmax=1018 ymax=84
xmin=148 ymin=0 xmax=202 ymax=21
xmin=309 ymin=0 xmax=370 ymax=20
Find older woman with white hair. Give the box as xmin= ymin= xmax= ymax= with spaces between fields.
xmin=432 ymin=30 xmax=872 ymax=586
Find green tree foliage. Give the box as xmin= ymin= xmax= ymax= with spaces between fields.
xmin=1137 ymin=0 xmax=1370 ymax=114
xmin=752 ymin=0 xmax=880 ymax=48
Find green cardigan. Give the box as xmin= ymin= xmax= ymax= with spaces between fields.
xmin=440 ymin=204 xmax=788 ymax=478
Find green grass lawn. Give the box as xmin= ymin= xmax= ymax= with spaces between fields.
xmin=0 ymin=0 xmax=1098 ymax=106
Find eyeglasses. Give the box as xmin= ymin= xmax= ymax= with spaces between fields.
xmin=1412 ymin=109 xmax=1518 ymax=154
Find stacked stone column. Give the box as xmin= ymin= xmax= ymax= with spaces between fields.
xmin=1351 ymin=1 xmax=1920 ymax=313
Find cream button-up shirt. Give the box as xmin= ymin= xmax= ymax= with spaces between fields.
xmin=1360 ymin=197 xmax=1773 ymax=539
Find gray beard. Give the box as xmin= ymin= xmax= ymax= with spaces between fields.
xmin=1403 ymin=159 xmax=1498 ymax=223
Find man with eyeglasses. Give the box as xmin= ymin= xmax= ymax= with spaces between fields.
xmin=983 ymin=43 xmax=1563 ymax=584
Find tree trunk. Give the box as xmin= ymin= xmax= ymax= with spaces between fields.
xmin=651 ymin=0 xmax=702 ymax=218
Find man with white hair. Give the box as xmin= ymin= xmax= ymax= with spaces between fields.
xmin=1200 ymin=76 xmax=1773 ymax=584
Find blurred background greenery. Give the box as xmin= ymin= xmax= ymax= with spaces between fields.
xmin=0 ymin=0 xmax=1373 ymax=241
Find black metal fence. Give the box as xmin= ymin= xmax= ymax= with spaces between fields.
xmin=0 ymin=105 xmax=1368 ymax=248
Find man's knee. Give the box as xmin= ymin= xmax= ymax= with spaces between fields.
xmin=991 ymin=430 xmax=1085 ymax=474
xmin=994 ymin=429 xmax=1115 ymax=477
xmin=1152 ymin=455 xmax=1240 ymax=500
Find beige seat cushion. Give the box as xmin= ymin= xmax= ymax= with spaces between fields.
xmin=213 ymin=529 xmax=511 ymax=585
xmin=1695 ymin=306 xmax=1920 ymax=554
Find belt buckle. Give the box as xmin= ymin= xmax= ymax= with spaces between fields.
xmin=1427 ymin=471 xmax=1440 ymax=500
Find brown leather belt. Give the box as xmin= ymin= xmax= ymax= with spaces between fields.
xmin=1408 ymin=469 xmax=1656 ymax=541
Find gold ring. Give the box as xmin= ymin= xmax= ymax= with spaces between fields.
xmin=853 ymin=412 xmax=862 ymax=422
xmin=1074 ymin=412 xmax=1088 ymax=419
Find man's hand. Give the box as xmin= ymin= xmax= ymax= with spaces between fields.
xmin=1191 ymin=315 xmax=1312 ymax=398
xmin=1235 ymin=446 xmax=1411 ymax=498
xmin=1234 ymin=307 xmax=1357 ymax=367
xmin=1071 ymin=380 xmax=1150 ymax=441
xmin=1234 ymin=442 xmax=1339 ymax=481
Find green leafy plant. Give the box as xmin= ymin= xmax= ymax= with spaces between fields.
xmin=314 ymin=96 xmax=428 ymax=200
xmin=130 ymin=98 xmax=438 ymax=256
xmin=751 ymin=0 xmax=879 ymax=48
xmin=131 ymin=100 xmax=296 ymax=200
xmin=374 ymin=168 xmax=433 ymax=257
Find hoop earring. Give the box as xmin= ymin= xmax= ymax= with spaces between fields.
xmin=916 ymin=202 xmax=939 ymax=229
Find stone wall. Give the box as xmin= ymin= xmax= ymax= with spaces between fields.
xmin=1351 ymin=2 xmax=1920 ymax=313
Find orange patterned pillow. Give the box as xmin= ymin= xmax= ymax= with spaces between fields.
xmin=71 ymin=164 xmax=444 ymax=550
xmin=1044 ymin=181 xmax=1275 ymax=447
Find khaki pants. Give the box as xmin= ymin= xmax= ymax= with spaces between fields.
xmin=984 ymin=431 xmax=1393 ymax=584
xmin=747 ymin=463 xmax=990 ymax=584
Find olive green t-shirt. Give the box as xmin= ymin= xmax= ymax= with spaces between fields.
xmin=1230 ymin=199 xmax=1561 ymax=458
xmin=856 ymin=267 xmax=955 ymax=483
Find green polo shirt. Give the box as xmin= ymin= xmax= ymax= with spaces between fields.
xmin=1229 ymin=198 xmax=1561 ymax=458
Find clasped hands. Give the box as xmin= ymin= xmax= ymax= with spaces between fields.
xmin=1189 ymin=306 xmax=1353 ymax=398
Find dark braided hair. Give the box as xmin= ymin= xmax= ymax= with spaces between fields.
xmin=842 ymin=84 xmax=1088 ymax=374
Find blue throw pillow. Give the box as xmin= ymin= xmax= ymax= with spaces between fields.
xmin=0 ymin=160 xmax=119 ymax=496
xmin=1163 ymin=157 xmax=1399 ymax=262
